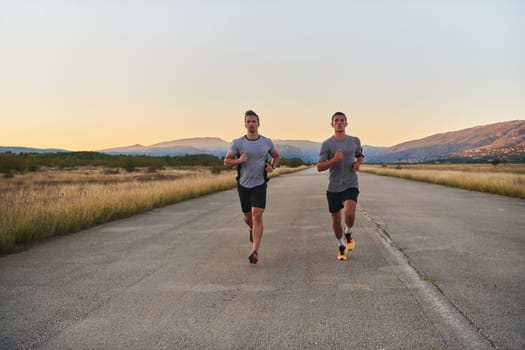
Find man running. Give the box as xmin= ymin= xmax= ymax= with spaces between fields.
xmin=224 ymin=110 xmax=280 ymax=264
xmin=317 ymin=112 xmax=364 ymax=260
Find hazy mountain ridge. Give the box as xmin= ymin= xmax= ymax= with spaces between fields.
xmin=148 ymin=137 xmax=230 ymax=149
xmin=103 ymin=137 xmax=324 ymax=161
xmin=0 ymin=146 xmax=69 ymax=154
xmin=2 ymin=120 xmax=524 ymax=162
xmin=369 ymin=120 xmax=525 ymax=162
xmin=273 ymin=139 xmax=321 ymax=162
xmin=100 ymin=137 xmax=229 ymax=158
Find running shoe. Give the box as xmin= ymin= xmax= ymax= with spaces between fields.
xmin=337 ymin=245 xmax=347 ymax=261
xmin=345 ymin=233 xmax=355 ymax=251
xmin=248 ymin=250 xmax=258 ymax=264
xmin=249 ymin=229 xmax=253 ymax=243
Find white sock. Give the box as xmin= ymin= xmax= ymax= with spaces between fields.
xmin=344 ymin=226 xmax=353 ymax=235
xmin=338 ymin=238 xmax=345 ymax=246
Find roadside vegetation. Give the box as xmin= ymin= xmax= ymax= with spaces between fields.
xmin=0 ymin=152 xmax=310 ymax=254
xmin=0 ymin=152 xmax=224 ymax=177
xmin=360 ymin=163 xmax=525 ymax=199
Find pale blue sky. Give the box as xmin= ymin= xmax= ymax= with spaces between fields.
xmin=1 ymin=0 xmax=524 ymax=150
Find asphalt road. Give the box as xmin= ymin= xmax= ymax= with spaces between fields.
xmin=358 ymin=171 xmax=525 ymax=350
xmin=1 ymin=168 xmax=523 ymax=349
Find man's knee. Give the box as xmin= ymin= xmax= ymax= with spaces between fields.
xmin=252 ymin=208 xmax=264 ymax=221
xmin=344 ymin=209 xmax=355 ymax=218
xmin=343 ymin=201 xmax=356 ymax=216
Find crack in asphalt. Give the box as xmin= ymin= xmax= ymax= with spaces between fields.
xmin=359 ymin=206 xmax=498 ymax=350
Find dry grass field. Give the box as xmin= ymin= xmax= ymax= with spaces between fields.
xmin=0 ymin=166 xmax=307 ymax=254
xmin=360 ymin=163 xmax=525 ymax=199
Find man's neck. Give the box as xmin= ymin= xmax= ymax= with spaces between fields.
xmin=333 ymin=131 xmax=346 ymax=140
xmin=246 ymin=132 xmax=260 ymax=140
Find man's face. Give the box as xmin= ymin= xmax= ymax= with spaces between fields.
xmin=245 ymin=116 xmax=259 ymax=134
xmin=331 ymin=115 xmax=347 ymax=132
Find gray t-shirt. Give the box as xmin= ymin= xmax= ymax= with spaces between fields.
xmin=318 ymin=135 xmax=363 ymax=192
xmin=228 ymin=135 xmax=276 ymax=188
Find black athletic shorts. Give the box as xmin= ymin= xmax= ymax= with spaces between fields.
xmin=326 ymin=187 xmax=359 ymax=213
xmin=237 ymin=183 xmax=267 ymax=213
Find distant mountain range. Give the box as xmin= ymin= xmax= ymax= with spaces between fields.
xmin=369 ymin=120 xmax=525 ymax=163
xmin=100 ymin=137 xmax=230 ymax=158
xmin=2 ymin=120 xmax=524 ymax=163
xmin=0 ymin=146 xmax=69 ymax=154
xmin=98 ymin=137 xmax=323 ymax=162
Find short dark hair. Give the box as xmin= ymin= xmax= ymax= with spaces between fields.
xmin=331 ymin=112 xmax=347 ymax=122
xmin=244 ymin=110 xmax=259 ymax=123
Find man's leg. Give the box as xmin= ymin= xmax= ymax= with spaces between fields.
xmin=327 ymin=191 xmax=347 ymax=259
xmin=243 ymin=212 xmax=253 ymax=242
xmin=243 ymin=212 xmax=253 ymax=228
xmin=248 ymin=184 xmax=267 ymax=264
xmin=238 ymin=184 xmax=254 ymax=242
xmin=331 ymin=210 xmax=343 ymax=240
xmin=343 ymin=199 xmax=357 ymax=229
xmin=343 ymin=199 xmax=357 ymax=250
xmin=332 ymin=211 xmax=347 ymax=260
xmin=327 ymin=191 xmax=344 ymax=240
xmin=251 ymin=207 xmax=264 ymax=251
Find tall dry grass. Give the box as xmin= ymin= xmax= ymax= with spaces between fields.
xmin=0 ymin=166 xmax=307 ymax=254
xmin=360 ymin=164 xmax=525 ymax=199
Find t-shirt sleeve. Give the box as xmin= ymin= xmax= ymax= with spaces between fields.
xmin=354 ymin=137 xmax=364 ymax=158
xmin=228 ymin=139 xmax=240 ymax=155
xmin=318 ymin=141 xmax=329 ymax=162
xmin=268 ymin=139 xmax=277 ymax=154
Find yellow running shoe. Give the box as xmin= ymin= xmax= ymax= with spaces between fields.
xmin=345 ymin=233 xmax=355 ymax=251
xmin=337 ymin=245 xmax=347 ymax=261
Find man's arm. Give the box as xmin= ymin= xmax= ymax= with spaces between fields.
xmin=265 ymin=149 xmax=280 ymax=173
xmin=317 ymin=150 xmax=343 ymax=172
xmin=352 ymin=155 xmax=364 ymax=171
xmin=270 ymin=149 xmax=280 ymax=167
xmin=224 ymin=151 xmax=247 ymax=167
xmin=352 ymin=143 xmax=365 ymax=171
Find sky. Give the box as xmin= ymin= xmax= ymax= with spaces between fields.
xmin=1 ymin=0 xmax=524 ymax=150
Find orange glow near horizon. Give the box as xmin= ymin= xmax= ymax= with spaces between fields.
xmin=2 ymin=2 xmax=523 ymax=151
